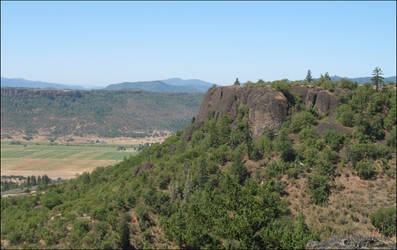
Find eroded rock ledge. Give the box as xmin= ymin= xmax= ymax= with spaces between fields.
xmin=306 ymin=235 xmax=396 ymax=249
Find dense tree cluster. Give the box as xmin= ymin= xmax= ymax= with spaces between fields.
xmin=1 ymin=175 xmax=52 ymax=192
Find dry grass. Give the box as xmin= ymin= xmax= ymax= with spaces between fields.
xmin=285 ymin=164 xmax=396 ymax=240
xmin=1 ymin=132 xmax=170 ymax=145
xmin=1 ymin=158 xmax=118 ymax=179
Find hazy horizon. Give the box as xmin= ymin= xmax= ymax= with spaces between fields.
xmin=1 ymin=1 xmax=396 ymax=87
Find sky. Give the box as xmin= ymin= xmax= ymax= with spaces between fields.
xmin=1 ymin=1 xmax=396 ymax=87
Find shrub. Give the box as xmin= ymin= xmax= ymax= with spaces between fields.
xmin=257 ymin=134 xmax=273 ymax=155
xmin=265 ymin=160 xmax=287 ymax=178
xmin=339 ymin=79 xmax=358 ymax=90
xmin=336 ymin=104 xmax=354 ymax=127
xmin=41 ymin=192 xmax=63 ymax=209
xmin=345 ymin=143 xmax=375 ymax=164
xmin=354 ymin=160 xmax=376 ymax=180
xmin=307 ymin=174 xmax=330 ymax=205
xmin=323 ymin=130 xmax=345 ymax=151
xmin=290 ymin=111 xmax=316 ymax=133
xmin=386 ymin=126 xmax=396 ymax=150
xmin=370 ymin=207 xmax=396 ymax=237
xmin=271 ymin=80 xmax=291 ymax=92
xmin=274 ymin=130 xmax=295 ymax=162
xmin=228 ymin=151 xmax=249 ymax=184
xmin=298 ymin=127 xmax=318 ymax=143
xmin=303 ymin=147 xmax=319 ymax=166
xmin=210 ymin=145 xmax=229 ymax=164
xmin=286 ymin=167 xmax=300 ymax=179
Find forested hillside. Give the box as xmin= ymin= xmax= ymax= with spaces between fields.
xmin=1 ymin=88 xmax=204 ymax=138
xmin=1 ymin=78 xmax=396 ymax=249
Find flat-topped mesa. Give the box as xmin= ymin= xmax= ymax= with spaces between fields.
xmin=192 ymin=85 xmax=341 ymax=139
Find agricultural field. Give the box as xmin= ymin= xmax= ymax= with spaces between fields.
xmin=0 ymin=141 xmax=138 ymax=179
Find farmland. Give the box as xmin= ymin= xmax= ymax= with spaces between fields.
xmin=0 ymin=141 xmax=138 ymax=179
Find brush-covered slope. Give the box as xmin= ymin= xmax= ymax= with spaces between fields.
xmin=1 ymin=88 xmax=204 ymax=138
xmin=1 ymin=79 xmax=396 ymax=249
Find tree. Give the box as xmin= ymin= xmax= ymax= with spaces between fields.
xmin=274 ymin=130 xmax=295 ymax=162
xmin=42 ymin=175 xmax=50 ymax=185
xmin=234 ymin=78 xmax=240 ymax=86
xmin=31 ymin=176 xmax=37 ymax=186
xmin=324 ymin=72 xmax=331 ymax=81
xmin=305 ymin=70 xmax=313 ymax=83
xmin=228 ymin=151 xmax=249 ymax=184
xmin=371 ymin=67 xmax=384 ymax=91
xmin=120 ymin=214 xmax=133 ymax=250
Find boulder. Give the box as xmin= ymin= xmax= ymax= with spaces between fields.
xmin=133 ymin=162 xmax=154 ymax=175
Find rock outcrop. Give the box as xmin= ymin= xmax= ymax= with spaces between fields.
xmin=290 ymin=85 xmax=340 ymax=115
xmin=133 ymin=162 xmax=154 ymax=175
xmin=306 ymin=235 xmax=396 ymax=249
xmin=195 ymin=85 xmax=289 ymax=138
xmin=191 ymin=85 xmax=342 ymax=139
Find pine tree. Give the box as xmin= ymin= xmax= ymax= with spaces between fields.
xmin=27 ymin=176 xmax=31 ymax=187
xmin=228 ymin=151 xmax=248 ymax=184
xmin=371 ymin=67 xmax=384 ymax=91
xmin=324 ymin=72 xmax=331 ymax=81
xmin=42 ymin=175 xmax=50 ymax=185
xmin=120 ymin=214 xmax=133 ymax=249
xmin=234 ymin=78 xmax=240 ymax=86
xmin=31 ymin=176 xmax=37 ymax=186
xmin=305 ymin=70 xmax=313 ymax=83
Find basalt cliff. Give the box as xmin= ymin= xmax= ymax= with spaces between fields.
xmin=192 ymin=85 xmax=342 ymax=139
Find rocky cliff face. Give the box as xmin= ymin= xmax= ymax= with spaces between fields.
xmin=192 ymin=85 xmax=342 ymax=139
xmin=289 ymin=85 xmax=341 ymax=115
xmin=195 ymin=85 xmax=289 ymax=138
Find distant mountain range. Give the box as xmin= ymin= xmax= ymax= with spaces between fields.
xmin=1 ymin=75 xmax=395 ymax=93
xmin=0 ymin=77 xmax=95 ymax=90
xmin=1 ymin=77 xmax=214 ymax=93
xmin=105 ymin=78 xmax=213 ymax=93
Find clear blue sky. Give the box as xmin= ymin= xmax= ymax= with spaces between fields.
xmin=1 ymin=1 xmax=396 ymax=86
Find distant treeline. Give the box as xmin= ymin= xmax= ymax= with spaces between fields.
xmin=1 ymin=175 xmax=54 ymax=192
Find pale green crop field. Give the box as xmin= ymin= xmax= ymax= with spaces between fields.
xmin=1 ymin=142 xmax=138 ymax=179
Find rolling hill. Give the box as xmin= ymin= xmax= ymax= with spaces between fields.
xmin=1 ymin=88 xmax=204 ymax=139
